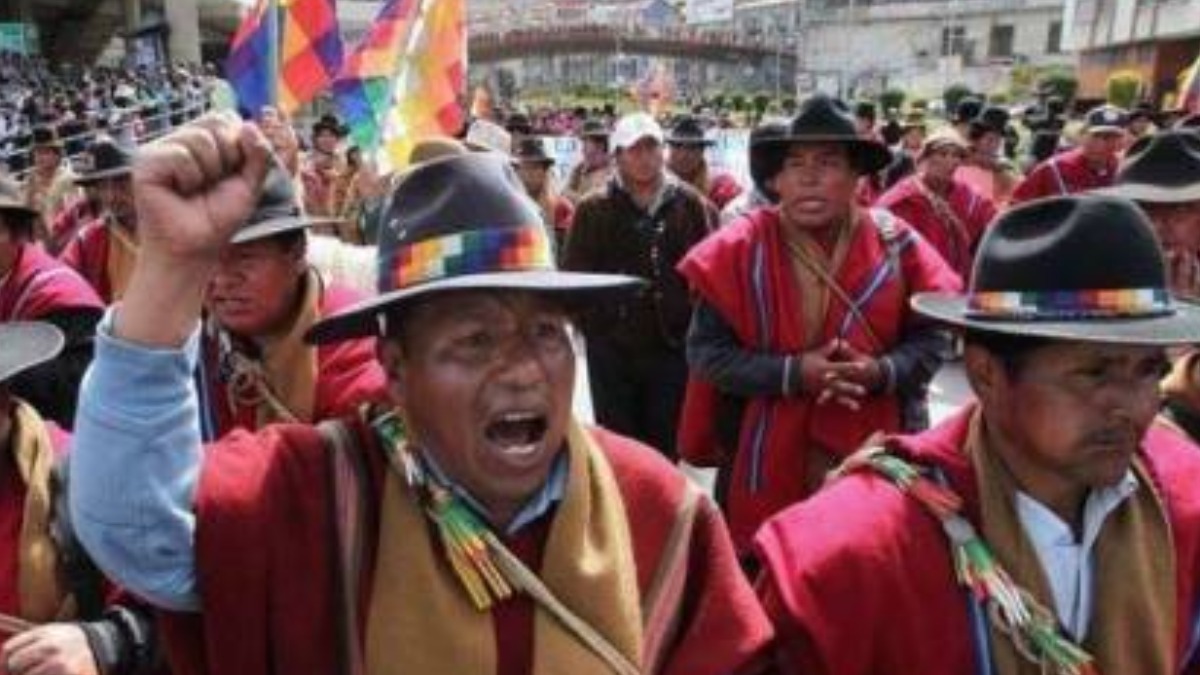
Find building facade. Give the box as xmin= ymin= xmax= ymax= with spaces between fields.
xmin=1064 ymin=0 xmax=1200 ymax=106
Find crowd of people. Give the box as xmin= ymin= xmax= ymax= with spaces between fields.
xmin=1 ymin=59 xmax=1200 ymax=675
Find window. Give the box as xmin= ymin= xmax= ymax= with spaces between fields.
xmin=941 ymin=26 xmax=966 ymax=57
xmin=1047 ymin=21 xmax=1063 ymax=54
xmin=989 ymin=24 xmax=1015 ymax=58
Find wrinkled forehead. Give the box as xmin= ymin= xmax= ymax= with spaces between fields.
xmin=389 ymin=289 xmax=572 ymax=340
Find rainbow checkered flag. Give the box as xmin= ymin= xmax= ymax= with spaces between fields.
xmin=331 ymin=0 xmax=421 ymax=150
xmin=378 ymin=0 xmax=466 ymax=171
xmin=1179 ymin=51 xmax=1200 ymax=114
xmin=226 ymin=0 xmax=280 ymax=117
xmin=278 ymin=0 xmax=344 ymax=115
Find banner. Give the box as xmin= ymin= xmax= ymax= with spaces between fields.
xmin=685 ymin=0 xmax=734 ymax=25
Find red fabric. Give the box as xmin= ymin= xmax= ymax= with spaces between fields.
xmin=160 ymin=423 xmax=773 ymax=675
xmin=755 ymin=405 xmax=1200 ymax=675
xmin=676 ymin=207 xmax=961 ymax=551
xmin=199 ymin=282 xmax=388 ymax=437
xmin=876 ymin=176 xmax=997 ymax=280
xmin=552 ymin=196 xmax=575 ymax=234
xmin=58 ymin=220 xmax=113 ymax=303
xmin=0 ymin=447 xmax=24 ymax=619
xmin=1011 ymin=147 xmax=1118 ymax=204
xmin=708 ymin=172 xmax=744 ymax=211
xmin=0 ymin=244 xmax=103 ymax=321
xmin=47 ymin=197 xmax=98 ymax=255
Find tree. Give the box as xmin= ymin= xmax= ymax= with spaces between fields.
xmin=781 ymin=96 xmax=798 ymax=115
xmin=1037 ymin=69 xmax=1078 ymax=105
xmin=752 ymin=93 xmax=771 ymax=123
xmin=1106 ymin=70 xmax=1143 ymax=109
xmin=943 ymin=84 xmax=973 ymax=116
xmin=879 ymin=88 xmax=906 ymax=115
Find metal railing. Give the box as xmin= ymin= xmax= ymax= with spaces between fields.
xmin=3 ymin=98 xmax=211 ymax=181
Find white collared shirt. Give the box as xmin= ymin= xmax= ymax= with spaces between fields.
xmin=1015 ymin=471 xmax=1139 ymax=641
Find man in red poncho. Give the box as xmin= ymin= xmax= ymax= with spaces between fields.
xmin=69 ymin=117 xmax=775 ymax=675
xmin=758 ymin=195 xmax=1200 ymax=675
xmin=877 ymin=128 xmax=997 ymax=280
xmin=677 ymin=93 xmax=961 ymax=555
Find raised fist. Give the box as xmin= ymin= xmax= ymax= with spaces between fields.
xmin=133 ymin=112 xmax=272 ymax=263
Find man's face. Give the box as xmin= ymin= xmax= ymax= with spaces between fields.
xmin=1082 ymin=131 xmax=1125 ymax=165
xmin=381 ymin=291 xmax=575 ymax=526
xmin=206 ymin=238 xmax=305 ymax=337
xmin=901 ymin=128 xmax=925 ymax=152
xmin=667 ymin=143 xmax=705 ymax=180
xmin=968 ymin=340 xmax=1168 ymax=512
xmin=582 ymin=138 xmax=608 ymax=165
xmin=313 ymin=129 xmax=339 ymax=155
xmin=854 ymin=117 xmax=874 ymax=137
xmin=95 ymin=176 xmax=136 ymax=230
xmin=615 ymin=137 xmax=664 ymax=190
xmin=973 ymin=130 xmax=1004 ymax=159
xmin=769 ymin=142 xmax=858 ymax=230
xmin=921 ymin=145 xmax=966 ymax=183
xmin=1142 ymin=200 xmax=1200 ymax=253
xmin=515 ymin=161 xmax=549 ymax=196
xmin=32 ymin=147 xmax=60 ymax=173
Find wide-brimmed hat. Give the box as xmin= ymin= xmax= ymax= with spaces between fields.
xmin=918 ymin=128 xmax=969 ymax=161
xmin=306 ymin=152 xmax=642 ymax=344
xmin=0 ymin=178 xmax=38 ymax=220
xmin=666 ymin=116 xmax=714 ymax=147
xmin=311 ymin=114 xmax=346 ymax=139
xmin=969 ymin=106 xmax=1010 ymax=137
xmin=954 ymin=96 xmax=984 ymax=126
xmin=511 ymin=137 xmax=554 ymax=166
xmin=912 ymin=195 xmax=1200 ymax=344
xmin=757 ymin=93 xmax=891 ymax=175
xmin=505 ymin=113 xmax=533 ymax=135
xmin=1092 ymin=130 xmax=1200 ymax=203
xmin=74 ymin=138 xmax=135 ymax=185
xmin=0 ymin=322 xmax=64 ymax=385
xmin=1083 ymin=104 xmax=1129 ymax=135
xmin=464 ymin=118 xmax=513 ymax=155
xmin=31 ymin=125 xmax=63 ymax=152
xmin=231 ymin=157 xmax=337 ymax=244
xmin=749 ymin=119 xmax=788 ymax=199
xmin=1175 ymin=113 xmax=1200 ymax=132
xmin=579 ymin=119 xmax=610 ymax=139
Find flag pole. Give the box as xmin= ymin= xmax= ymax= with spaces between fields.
xmin=268 ymin=0 xmax=281 ymax=110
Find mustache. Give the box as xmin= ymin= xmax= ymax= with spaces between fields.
xmin=1083 ymin=426 xmax=1140 ymax=447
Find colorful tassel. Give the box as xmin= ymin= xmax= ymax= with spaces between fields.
xmin=373 ymin=411 xmax=514 ymax=611
xmin=841 ymin=449 xmax=1100 ymax=675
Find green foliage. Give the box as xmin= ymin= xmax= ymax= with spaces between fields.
xmin=1106 ymin=70 xmax=1143 ymax=109
xmin=730 ymin=93 xmax=747 ymax=112
xmin=943 ymin=84 xmax=973 ymax=115
xmin=781 ymin=96 xmax=798 ymax=115
xmin=1038 ymin=69 xmax=1078 ymax=104
xmin=988 ymin=90 xmax=1012 ymax=104
xmin=879 ymin=88 xmax=906 ymax=114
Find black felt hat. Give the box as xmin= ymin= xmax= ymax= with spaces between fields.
xmin=969 ymin=106 xmax=1011 ymax=136
xmin=311 ymin=114 xmax=347 ymax=139
xmin=954 ymin=96 xmax=984 ymax=125
xmin=1093 ymin=130 xmax=1200 ymax=203
xmin=31 ymin=125 xmax=63 ymax=151
xmin=912 ymin=195 xmax=1200 ymax=344
xmin=74 ymin=137 xmax=135 ymax=185
xmin=231 ymin=156 xmax=337 ymax=244
xmin=579 ymin=119 xmax=610 ymax=139
xmin=666 ymin=116 xmax=714 ymax=147
xmin=0 ymin=322 xmax=64 ymax=385
xmin=758 ymin=93 xmax=891 ymax=175
xmin=306 ymin=152 xmax=642 ymax=344
xmin=511 ymin=137 xmax=555 ymax=166
xmin=749 ymin=119 xmax=788 ymax=199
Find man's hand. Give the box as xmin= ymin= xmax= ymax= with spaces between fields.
xmin=803 ymin=339 xmax=884 ymax=411
xmin=134 ymin=113 xmax=271 ymax=263
xmin=2 ymin=624 xmax=98 ymax=675
xmin=116 ymin=114 xmax=272 ymax=347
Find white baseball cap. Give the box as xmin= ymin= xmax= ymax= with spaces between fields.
xmin=610 ymin=112 xmax=664 ymax=153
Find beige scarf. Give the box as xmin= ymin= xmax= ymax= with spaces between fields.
xmin=9 ymin=401 xmax=68 ymax=622
xmin=364 ymin=421 xmax=643 ymax=675
xmin=105 ymin=222 xmax=138 ymax=301
xmin=966 ymin=414 xmax=1175 ymax=675
xmin=779 ymin=213 xmax=858 ymax=348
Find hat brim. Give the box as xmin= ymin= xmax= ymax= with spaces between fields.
xmin=911 ymin=292 xmax=1200 ymax=345
xmin=666 ymin=137 xmax=716 ymax=147
xmin=0 ymin=200 xmax=41 ymax=220
xmin=512 ymin=156 xmax=555 ymax=166
xmin=231 ymin=215 xmax=340 ymax=244
xmin=1085 ymin=126 xmax=1125 ymax=136
xmin=75 ymin=166 xmax=132 ymax=185
xmin=1091 ymin=182 xmax=1200 ymax=204
xmin=760 ymin=135 xmax=892 ymax=174
xmin=0 ymin=322 xmax=65 ymax=383
xmin=306 ymin=271 xmax=645 ymax=345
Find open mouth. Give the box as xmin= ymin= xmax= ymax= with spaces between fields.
xmin=485 ymin=412 xmax=548 ymax=455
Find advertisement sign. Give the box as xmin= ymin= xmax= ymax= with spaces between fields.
xmin=685 ymin=0 xmax=734 ymax=25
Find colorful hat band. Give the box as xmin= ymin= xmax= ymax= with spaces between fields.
xmin=390 ymin=226 xmax=555 ymax=290
xmin=966 ymin=287 xmax=1173 ymax=320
